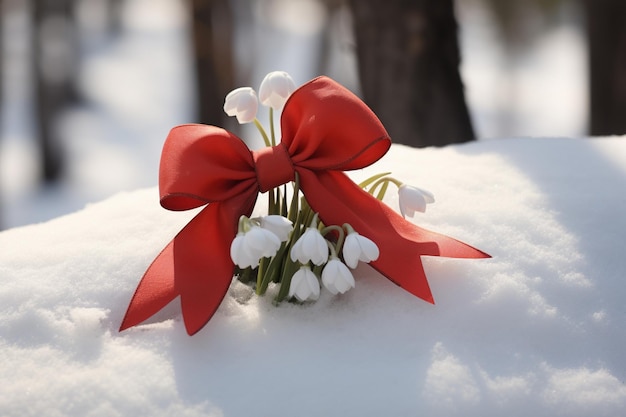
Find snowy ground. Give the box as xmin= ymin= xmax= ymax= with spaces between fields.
xmin=1 ymin=137 xmax=626 ymax=417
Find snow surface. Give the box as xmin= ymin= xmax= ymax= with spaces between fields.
xmin=2 ymin=137 xmax=626 ymax=417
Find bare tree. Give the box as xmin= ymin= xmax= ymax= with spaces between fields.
xmin=190 ymin=0 xmax=234 ymax=126
xmin=349 ymin=0 xmax=474 ymax=147
xmin=585 ymin=0 xmax=626 ymax=136
xmin=33 ymin=0 xmax=78 ymax=182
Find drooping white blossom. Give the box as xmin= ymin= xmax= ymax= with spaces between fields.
xmin=321 ymin=258 xmax=355 ymax=295
xmin=259 ymin=71 xmax=296 ymax=109
xmin=259 ymin=215 xmax=293 ymax=242
xmin=290 ymin=227 xmax=329 ymax=266
xmin=230 ymin=233 xmax=258 ymax=268
xmin=397 ymin=184 xmax=435 ymax=218
xmin=342 ymin=231 xmax=379 ymax=269
xmin=223 ymin=87 xmax=259 ymax=124
xmin=230 ymin=226 xmax=281 ymax=268
xmin=288 ymin=266 xmax=320 ymax=302
xmin=244 ymin=226 xmax=281 ymax=258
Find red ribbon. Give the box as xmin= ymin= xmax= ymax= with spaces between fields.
xmin=120 ymin=76 xmax=489 ymax=335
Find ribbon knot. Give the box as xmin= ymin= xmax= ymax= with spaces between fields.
xmin=253 ymin=144 xmax=294 ymax=193
xmin=120 ymin=76 xmax=489 ymax=336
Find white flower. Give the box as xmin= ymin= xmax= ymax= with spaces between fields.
xmin=342 ymin=231 xmax=379 ymax=269
xmin=259 ymin=71 xmax=296 ymax=109
xmin=290 ymin=227 xmax=329 ymax=266
xmin=244 ymin=226 xmax=281 ymax=258
xmin=288 ymin=266 xmax=320 ymax=302
xmin=259 ymin=215 xmax=293 ymax=242
xmin=223 ymin=87 xmax=258 ymax=124
xmin=230 ymin=233 xmax=257 ymax=268
xmin=230 ymin=226 xmax=281 ymax=268
xmin=397 ymin=184 xmax=435 ymax=218
xmin=322 ymin=258 xmax=355 ymax=295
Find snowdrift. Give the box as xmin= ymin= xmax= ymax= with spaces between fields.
xmin=1 ymin=138 xmax=625 ymax=417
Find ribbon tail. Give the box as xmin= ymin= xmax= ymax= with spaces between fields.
xmin=119 ymin=241 xmax=179 ymax=332
xmin=120 ymin=192 xmax=257 ymax=335
xmin=298 ymin=170 xmax=489 ymax=303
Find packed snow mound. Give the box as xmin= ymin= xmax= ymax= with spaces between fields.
xmin=1 ymin=138 xmax=625 ymax=417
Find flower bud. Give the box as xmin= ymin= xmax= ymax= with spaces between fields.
xmin=322 ymin=259 xmax=355 ymax=295
xmin=223 ymin=87 xmax=258 ymax=124
xmin=259 ymin=215 xmax=293 ymax=242
xmin=259 ymin=71 xmax=296 ymax=109
xmin=290 ymin=227 xmax=329 ymax=266
xmin=342 ymin=231 xmax=379 ymax=269
xmin=288 ymin=266 xmax=320 ymax=302
xmin=397 ymin=185 xmax=435 ymax=218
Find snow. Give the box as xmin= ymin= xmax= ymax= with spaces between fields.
xmin=2 ymin=137 xmax=626 ymax=417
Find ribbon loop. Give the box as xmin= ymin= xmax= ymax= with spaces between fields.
xmin=252 ymin=144 xmax=295 ymax=192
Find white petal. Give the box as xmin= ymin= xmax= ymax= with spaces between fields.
xmin=307 ymin=274 xmax=321 ymax=300
xmin=289 ymin=267 xmax=319 ymax=301
xmin=260 ymin=215 xmax=293 ymax=241
xmin=311 ymin=233 xmax=329 ymax=266
xmin=420 ymin=188 xmax=435 ymax=204
xmin=342 ymin=234 xmax=361 ymax=268
xmin=230 ymin=234 xmax=245 ymax=266
xmin=290 ymin=234 xmax=307 ymax=263
xmin=290 ymin=228 xmax=328 ymax=265
xmin=322 ymin=259 xmax=355 ymax=295
xmin=398 ymin=184 xmax=434 ymax=217
xmin=356 ymin=235 xmax=379 ymax=263
xmin=223 ymin=87 xmax=258 ymax=124
xmin=259 ymin=71 xmax=296 ymax=109
xmin=230 ymin=234 xmax=260 ymax=268
xmin=245 ymin=227 xmax=280 ymax=257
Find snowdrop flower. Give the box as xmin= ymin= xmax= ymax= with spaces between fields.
xmin=322 ymin=258 xmax=355 ymax=295
xmin=259 ymin=215 xmax=293 ymax=242
xmin=230 ymin=225 xmax=281 ymax=268
xmin=397 ymin=184 xmax=435 ymax=218
xmin=245 ymin=226 xmax=281 ymax=257
xmin=288 ymin=266 xmax=320 ymax=302
xmin=259 ymin=71 xmax=296 ymax=109
xmin=290 ymin=227 xmax=329 ymax=266
xmin=342 ymin=229 xmax=379 ymax=269
xmin=223 ymin=87 xmax=258 ymax=124
xmin=230 ymin=233 xmax=257 ymax=268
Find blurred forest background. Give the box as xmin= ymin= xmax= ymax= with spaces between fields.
xmin=0 ymin=0 xmax=624 ymax=229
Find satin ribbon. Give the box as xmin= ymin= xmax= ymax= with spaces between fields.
xmin=120 ymin=76 xmax=489 ymax=335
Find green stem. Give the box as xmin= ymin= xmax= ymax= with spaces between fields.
xmin=281 ymin=184 xmax=288 ymax=217
xmin=268 ymin=187 xmax=277 ymax=215
xmin=275 ymin=239 xmax=303 ymax=302
xmin=358 ymin=172 xmax=392 ymax=189
xmin=376 ymin=179 xmax=390 ymax=200
xmin=269 ymin=107 xmax=277 ymax=146
xmin=253 ymin=118 xmax=271 ymax=147
xmin=368 ymin=176 xmax=402 ymax=200
xmin=325 ymin=239 xmax=338 ymax=259
xmin=288 ymin=173 xmax=301 ymax=223
xmin=258 ymin=243 xmax=287 ymax=293
xmin=256 ymin=257 xmax=269 ymax=295
xmin=322 ymin=225 xmax=345 ymax=254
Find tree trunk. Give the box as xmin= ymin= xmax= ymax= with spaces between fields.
xmin=586 ymin=0 xmax=626 ymax=136
xmin=349 ymin=0 xmax=474 ymax=147
xmin=190 ymin=0 xmax=234 ymax=126
xmin=33 ymin=0 xmax=77 ymax=183
xmin=0 ymin=0 xmax=3 ymax=228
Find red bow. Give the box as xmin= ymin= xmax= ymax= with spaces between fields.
xmin=120 ymin=76 xmax=489 ymax=335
